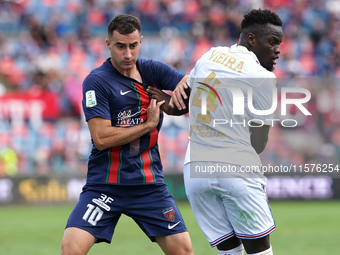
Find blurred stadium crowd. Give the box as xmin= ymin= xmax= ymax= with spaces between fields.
xmin=1 ymin=0 xmax=340 ymax=176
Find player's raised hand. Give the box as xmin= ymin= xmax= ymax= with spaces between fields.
xmin=146 ymin=98 xmax=165 ymax=128
xmin=170 ymin=82 xmax=189 ymax=110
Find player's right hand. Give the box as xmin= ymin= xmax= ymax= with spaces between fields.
xmin=146 ymin=99 xmax=165 ymax=128
xmin=169 ymin=82 xmax=189 ymax=110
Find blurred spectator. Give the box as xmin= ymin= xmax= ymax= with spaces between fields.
xmin=0 ymin=147 xmax=18 ymax=177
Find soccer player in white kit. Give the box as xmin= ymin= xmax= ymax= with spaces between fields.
xmin=170 ymin=9 xmax=283 ymax=255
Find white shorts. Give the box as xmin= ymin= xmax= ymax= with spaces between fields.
xmin=184 ymin=162 xmax=275 ymax=247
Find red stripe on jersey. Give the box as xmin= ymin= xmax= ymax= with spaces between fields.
xmin=149 ymin=127 xmax=158 ymax=148
xmin=141 ymin=127 xmax=158 ymax=182
xmin=141 ymin=151 xmax=153 ymax=182
xmin=133 ymin=82 xmax=149 ymax=123
xmin=107 ymin=146 xmax=122 ymax=183
xmin=133 ymin=82 xmax=160 ymax=183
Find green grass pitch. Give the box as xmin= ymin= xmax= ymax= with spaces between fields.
xmin=0 ymin=201 xmax=339 ymax=254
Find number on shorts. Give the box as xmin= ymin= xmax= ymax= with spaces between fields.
xmin=82 ymin=204 xmax=104 ymax=226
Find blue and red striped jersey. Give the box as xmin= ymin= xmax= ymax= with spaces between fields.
xmin=82 ymin=58 xmax=184 ymax=185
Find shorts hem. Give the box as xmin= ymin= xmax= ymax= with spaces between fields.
xmin=65 ymin=224 xmax=111 ymax=244
xmin=149 ymin=228 xmax=189 ymax=242
xmin=235 ymin=225 xmax=276 ymax=239
xmin=209 ymin=231 xmax=235 ymax=247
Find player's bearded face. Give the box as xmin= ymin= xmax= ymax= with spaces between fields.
xmin=108 ymin=30 xmax=142 ymax=71
xmin=252 ymin=24 xmax=283 ymax=71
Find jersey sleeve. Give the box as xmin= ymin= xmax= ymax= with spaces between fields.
xmin=145 ymin=60 xmax=185 ymax=91
xmin=82 ymin=74 xmax=111 ymax=122
xmin=251 ymin=76 xmax=276 ymax=125
xmin=187 ymin=66 xmax=196 ymax=88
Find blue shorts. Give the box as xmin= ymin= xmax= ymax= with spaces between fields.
xmin=65 ymin=183 xmax=187 ymax=243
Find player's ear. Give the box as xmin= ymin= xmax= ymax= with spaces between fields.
xmin=247 ymin=33 xmax=256 ymax=47
xmin=105 ymin=38 xmax=111 ymax=50
xmin=140 ymin=35 xmax=143 ymax=45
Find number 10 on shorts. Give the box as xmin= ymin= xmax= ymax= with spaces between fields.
xmin=82 ymin=204 xmax=104 ymax=226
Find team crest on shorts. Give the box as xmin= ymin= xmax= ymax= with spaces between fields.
xmin=162 ymin=207 xmax=175 ymax=222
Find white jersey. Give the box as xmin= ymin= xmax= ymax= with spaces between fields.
xmin=185 ymin=44 xmax=277 ymax=167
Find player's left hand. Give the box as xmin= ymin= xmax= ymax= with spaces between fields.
xmin=146 ymin=98 xmax=165 ymax=128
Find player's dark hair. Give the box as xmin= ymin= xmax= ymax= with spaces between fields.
xmin=241 ymin=9 xmax=282 ymax=35
xmin=108 ymin=14 xmax=141 ymax=38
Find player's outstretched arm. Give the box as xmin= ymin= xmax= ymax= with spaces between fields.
xmin=147 ymin=86 xmax=189 ymax=116
xmin=250 ymin=122 xmax=270 ymax=154
xmin=87 ymin=99 xmax=164 ymax=150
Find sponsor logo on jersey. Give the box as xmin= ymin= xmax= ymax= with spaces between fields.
xmin=162 ymin=207 xmax=175 ymax=222
xmin=116 ymin=109 xmax=147 ymax=127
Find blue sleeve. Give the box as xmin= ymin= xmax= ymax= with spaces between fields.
xmin=82 ymin=74 xmax=111 ymax=122
xmin=142 ymin=60 xmax=185 ymax=91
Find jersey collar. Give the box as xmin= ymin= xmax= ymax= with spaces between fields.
xmin=231 ymin=44 xmax=261 ymax=66
xmin=104 ymin=58 xmax=145 ymax=84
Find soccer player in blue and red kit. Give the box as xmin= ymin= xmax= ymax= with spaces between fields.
xmin=61 ymin=14 xmax=194 ymax=255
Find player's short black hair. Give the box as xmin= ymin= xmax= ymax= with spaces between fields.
xmin=107 ymin=14 xmax=141 ymax=37
xmin=241 ymin=9 xmax=283 ymax=35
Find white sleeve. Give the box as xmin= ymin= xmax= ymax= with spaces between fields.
xmin=187 ymin=67 xmax=196 ymax=88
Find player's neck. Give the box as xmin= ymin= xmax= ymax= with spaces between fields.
xmin=237 ymin=41 xmax=251 ymax=52
xmin=113 ymin=62 xmax=143 ymax=83
xmin=121 ymin=66 xmax=143 ymax=83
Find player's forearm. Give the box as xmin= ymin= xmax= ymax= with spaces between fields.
xmin=93 ymin=122 xmax=155 ymax=150
xmin=146 ymin=86 xmax=190 ymax=116
xmin=162 ymin=104 xmax=189 ymax=116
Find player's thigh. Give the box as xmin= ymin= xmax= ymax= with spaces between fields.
xmin=241 ymin=235 xmax=271 ymax=254
xmin=61 ymin=227 xmax=96 ymax=255
xmin=155 ymin=231 xmax=193 ymax=255
xmin=216 ymin=235 xmax=242 ymax=251
xmin=184 ymin=163 xmax=235 ymax=247
xmin=218 ymin=167 xmax=275 ymax=240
